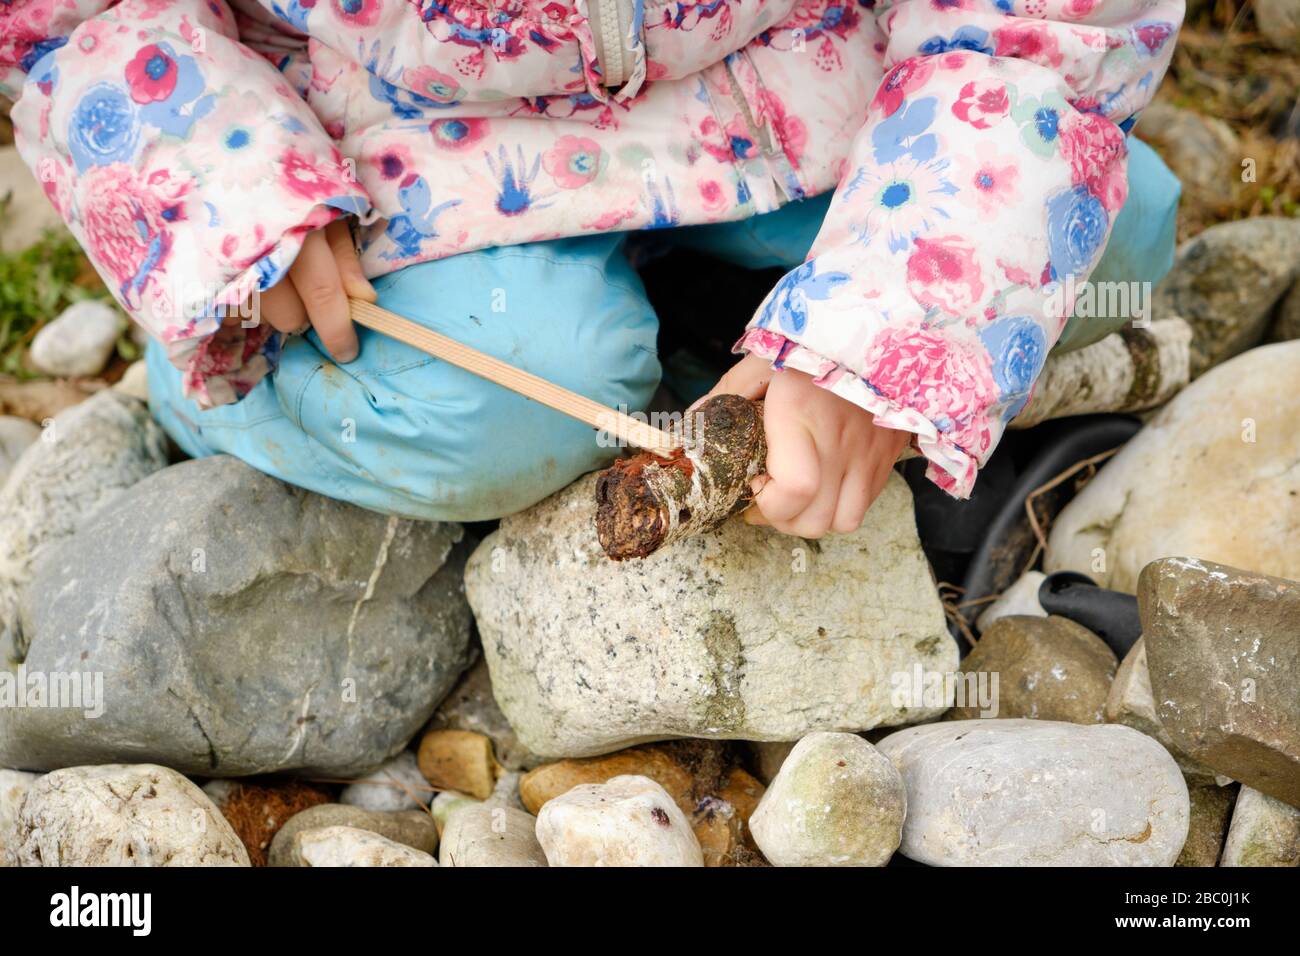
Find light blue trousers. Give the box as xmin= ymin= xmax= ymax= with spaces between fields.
xmin=148 ymin=141 xmax=1179 ymax=521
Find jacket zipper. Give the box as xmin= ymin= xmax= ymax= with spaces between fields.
xmin=588 ymin=0 xmax=633 ymax=88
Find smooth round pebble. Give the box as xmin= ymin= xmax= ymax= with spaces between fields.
xmin=28 ymin=300 xmax=122 ymax=378
xmin=535 ymin=774 xmax=703 ymax=867
xmin=876 ymin=719 xmax=1189 ymax=866
xmin=749 ymin=732 xmax=905 ymax=867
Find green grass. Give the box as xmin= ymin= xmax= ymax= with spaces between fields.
xmin=0 ymin=219 xmax=119 ymax=379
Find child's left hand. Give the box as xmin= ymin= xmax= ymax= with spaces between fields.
xmin=704 ymin=354 xmax=911 ymax=538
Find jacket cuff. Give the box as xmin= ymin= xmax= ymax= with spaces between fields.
xmin=735 ymin=326 xmax=980 ymax=498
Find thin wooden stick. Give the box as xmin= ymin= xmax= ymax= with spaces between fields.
xmin=349 ymin=298 xmax=679 ymax=456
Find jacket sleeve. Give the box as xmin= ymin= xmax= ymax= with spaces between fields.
xmin=735 ymin=0 xmax=1184 ymax=497
xmin=1 ymin=0 xmax=372 ymax=408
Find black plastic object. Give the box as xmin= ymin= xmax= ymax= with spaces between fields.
xmin=957 ymin=414 xmax=1142 ymax=645
xmin=906 ymin=450 xmax=1015 ymax=555
xmin=1038 ymin=571 xmax=1142 ymax=658
xmin=905 ymin=450 xmax=1015 ymax=586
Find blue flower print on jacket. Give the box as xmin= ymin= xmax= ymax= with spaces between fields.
xmin=486 ymin=145 xmax=554 ymax=217
xmin=918 ymin=27 xmax=994 ymax=57
xmin=980 ymin=315 xmax=1047 ymax=419
xmin=872 ymin=96 xmax=939 ymax=165
xmin=757 ymin=260 xmax=851 ymax=335
xmin=68 ymin=83 xmax=140 ymax=171
xmin=383 ymin=174 xmax=463 ymax=259
xmin=1046 ymin=185 xmax=1109 ymax=282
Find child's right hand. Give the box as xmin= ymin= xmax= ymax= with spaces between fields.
xmin=253 ymin=219 xmax=376 ymax=363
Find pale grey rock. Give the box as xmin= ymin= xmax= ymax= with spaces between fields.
xmin=0 ymin=391 xmax=168 ymax=660
xmin=268 ymin=804 xmax=438 ymax=867
xmin=1137 ymin=103 xmax=1240 ymax=199
xmin=975 ymin=570 xmax=1046 ymax=633
xmin=295 ymin=826 xmax=437 ymax=867
xmin=749 ymin=732 xmax=905 ymax=867
xmin=0 ymin=417 xmax=40 ymax=485
xmin=28 ymin=300 xmax=122 ymax=378
xmin=465 ymin=472 xmax=956 ymax=758
xmin=877 ymin=720 xmax=1190 ymax=866
xmin=1151 ymin=217 xmax=1300 ymax=377
xmin=340 ymin=751 xmax=430 ymax=812
xmin=9 ymin=764 xmax=249 ymax=867
xmin=0 ymin=769 xmax=39 ymax=867
xmin=1221 ymin=787 xmax=1300 ymax=867
xmin=439 ymin=805 xmax=547 ymax=867
xmin=1046 ymin=342 xmax=1300 ymax=592
xmin=536 ymin=775 xmax=703 ymax=867
xmin=487 ymin=770 xmax=526 ymax=811
xmin=112 ymin=359 xmax=150 ymax=402
xmin=3 ymin=455 xmax=473 ymax=776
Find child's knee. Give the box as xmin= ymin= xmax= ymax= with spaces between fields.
xmin=439 ymin=337 xmax=662 ymax=521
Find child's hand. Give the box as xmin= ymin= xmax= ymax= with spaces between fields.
xmin=705 ymin=354 xmax=911 ymax=538
xmin=254 ymin=219 xmax=376 ymax=363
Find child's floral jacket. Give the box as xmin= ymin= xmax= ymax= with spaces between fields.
xmin=1 ymin=0 xmax=1182 ymax=496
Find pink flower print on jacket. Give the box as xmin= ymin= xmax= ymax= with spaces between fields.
xmin=124 ymin=44 xmax=178 ymax=103
xmin=544 ymin=136 xmax=604 ymax=189
xmin=872 ymin=57 xmax=937 ymax=118
xmin=80 ymin=162 xmax=191 ymax=307
xmin=862 ymin=323 xmax=997 ymax=457
xmin=951 ymin=78 xmax=1010 ymax=130
xmin=1058 ymin=111 xmax=1128 ymax=213
xmin=954 ymin=141 xmax=1020 ymax=217
xmin=905 ymin=235 xmax=985 ymax=316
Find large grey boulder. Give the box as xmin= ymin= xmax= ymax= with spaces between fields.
xmin=2 ymin=455 xmax=473 ymax=776
xmin=877 ymin=720 xmax=1189 ymax=866
xmin=1046 ymin=342 xmax=1300 ymax=592
xmin=465 ymin=472 xmax=956 ymax=758
xmin=1138 ymin=557 xmax=1300 ymax=807
xmin=1151 ymin=217 xmax=1300 ymax=376
xmin=0 ymin=391 xmax=168 ymax=660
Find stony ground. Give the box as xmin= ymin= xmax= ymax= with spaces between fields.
xmin=0 ymin=6 xmax=1297 ymax=868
